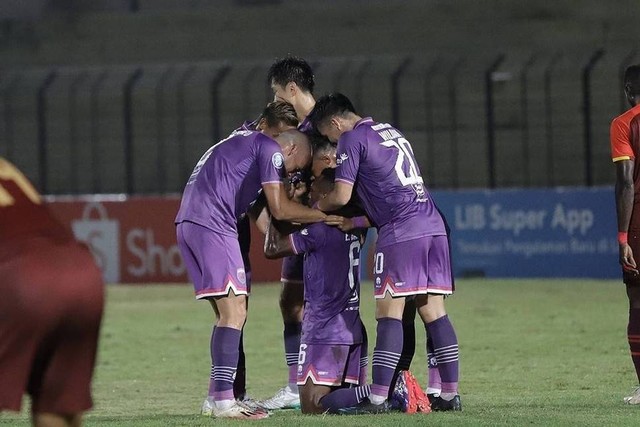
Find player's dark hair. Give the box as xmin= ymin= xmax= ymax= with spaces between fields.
xmin=308 ymin=93 xmax=357 ymax=130
xmin=260 ymin=101 xmax=299 ymax=128
xmin=625 ymin=65 xmax=640 ymax=96
xmin=309 ymin=133 xmax=334 ymax=157
xmin=267 ymin=56 xmax=315 ymax=94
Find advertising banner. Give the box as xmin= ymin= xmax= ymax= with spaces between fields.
xmin=47 ymin=187 xmax=619 ymax=283
xmin=47 ymin=196 xmax=283 ymax=284
xmin=430 ymin=187 xmax=619 ymax=278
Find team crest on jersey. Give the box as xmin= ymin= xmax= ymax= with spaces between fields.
xmin=237 ymin=268 xmax=246 ymax=285
xmin=272 ymin=152 xmax=284 ymax=169
xmin=301 ymin=228 xmax=309 ymax=235
xmin=337 ymin=153 xmax=349 ymax=165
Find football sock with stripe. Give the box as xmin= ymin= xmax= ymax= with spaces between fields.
xmin=426 ymin=335 xmax=442 ymax=395
xmin=370 ymin=317 xmax=403 ymax=404
xmin=320 ymin=385 xmax=371 ymax=412
xmin=209 ymin=326 xmax=241 ymax=402
xmin=426 ymin=315 xmax=459 ymax=399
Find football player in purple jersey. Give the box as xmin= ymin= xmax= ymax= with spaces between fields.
xmin=310 ymin=93 xmax=461 ymax=412
xmin=263 ymin=168 xmax=371 ymax=413
xmin=233 ymin=101 xmax=298 ymax=406
xmin=258 ymin=56 xmax=318 ymax=410
xmin=175 ymin=99 xmax=325 ymax=419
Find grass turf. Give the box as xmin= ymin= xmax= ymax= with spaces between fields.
xmin=1 ymin=279 xmax=639 ymax=426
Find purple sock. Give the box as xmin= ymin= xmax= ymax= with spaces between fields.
xmin=371 ymin=317 xmax=403 ymax=401
xmin=320 ymin=385 xmax=371 ymax=413
xmin=425 ymin=315 xmax=459 ymax=395
xmin=209 ymin=326 xmax=242 ymax=401
xmin=284 ymin=322 xmax=302 ymax=388
xmin=426 ymin=335 xmax=441 ymax=392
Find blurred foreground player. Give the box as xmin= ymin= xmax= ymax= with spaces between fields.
xmin=0 ymin=158 xmax=104 ymax=427
xmin=610 ymin=64 xmax=640 ymax=404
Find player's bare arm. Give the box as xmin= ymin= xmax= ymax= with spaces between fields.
xmin=263 ymin=183 xmax=325 ymax=223
xmin=615 ymin=159 xmax=638 ymax=274
xmin=316 ymin=181 xmax=353 ymax=212
xmin=264 ymin=216 xmax=296 ymax=259
xmin=324 ymin=214 xmax=371 ymax=232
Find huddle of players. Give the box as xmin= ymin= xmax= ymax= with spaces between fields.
xmin=174 ymin=56 xmax=461 ymax=419
xmin=5 ymin=57 xmax=640 ymax=427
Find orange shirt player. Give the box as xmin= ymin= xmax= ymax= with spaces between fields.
xmin=610 ymin=64 xmax=640 ymax=405
xmin=0 ymin=157 xmax=104 ymax=427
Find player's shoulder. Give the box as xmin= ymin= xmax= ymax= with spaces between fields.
xmin=298 ymin=222 xmax=336 ymax=241
xmin=612 ymin=105 xmax=640 ymax=127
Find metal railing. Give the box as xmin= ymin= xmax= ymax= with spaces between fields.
xmin=0 ymin=50 xmax=635 ymax=194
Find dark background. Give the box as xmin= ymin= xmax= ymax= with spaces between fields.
xmin=1 ymin=0 xmax=638 ymax=194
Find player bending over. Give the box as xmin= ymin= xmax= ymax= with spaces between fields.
xmin=233 ymin=101 xmax=299 ymax=406
xmin=310 ymin=93 xmax=461 ymax=412
xmin=175 ymin=99 xmax=325 ymax=419
xmin=0 ymin=158 xmax=104 ymax=427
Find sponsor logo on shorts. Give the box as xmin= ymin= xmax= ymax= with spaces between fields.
xmin=375 ymin=277 xmax=381 ymax=288
xmin=301 ymin=228 xmax=309 ymax=235
xmin=272 ymin=152 xmax=284 ymax=169
xmin=237 ymin=268 xmax=246 ymax=285
xmin=395 ymin=281 xmax=405 ymax=287
xmin=298 ymin=365 xmax=303 ymax=373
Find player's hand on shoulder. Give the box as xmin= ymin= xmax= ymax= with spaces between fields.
xmin=324 ymin=215 xmax=353 ymax=232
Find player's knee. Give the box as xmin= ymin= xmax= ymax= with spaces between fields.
xmin=374 ymin=296 xmax=405 ymax=320
xmin=216 ymin=300 xmax=247 ymax=329
xmin=416 ymin=294 xmax=447 ymax=323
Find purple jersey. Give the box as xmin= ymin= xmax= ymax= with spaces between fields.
xmin=335 ymin=118 xmax=446 ymax=247
xmin=175 ymin=130 xmax=284 ymax=236
xmin=298 ymin=115 xmax=313 ymax=133
xmin=290 ymin=223 xmax=364 ymax=345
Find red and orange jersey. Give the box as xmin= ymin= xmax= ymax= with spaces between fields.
xmin=610 ymin=104 xmax=640 ymax=163
xmin=0 ymin=157 xmax=69 ymax=241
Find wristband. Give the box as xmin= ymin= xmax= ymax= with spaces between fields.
xmin=352 ymin=216 xmax=367 ymax=229
xmin=619 ymin=231 xmax=629 ymax=244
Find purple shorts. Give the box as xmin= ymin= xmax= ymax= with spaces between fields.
xmin=281 ymin=254 xmax=304 ymax=284
xmin=373 ymin=235 xmax=453 ymax=299
xmin=297 ymin=342 xmax=363 ymax=386
xmin=176 ymin=222 xmax=248 ymax=299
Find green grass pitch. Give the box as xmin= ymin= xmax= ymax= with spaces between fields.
xmin=2 ymin=279 xmax=640 ymax=426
